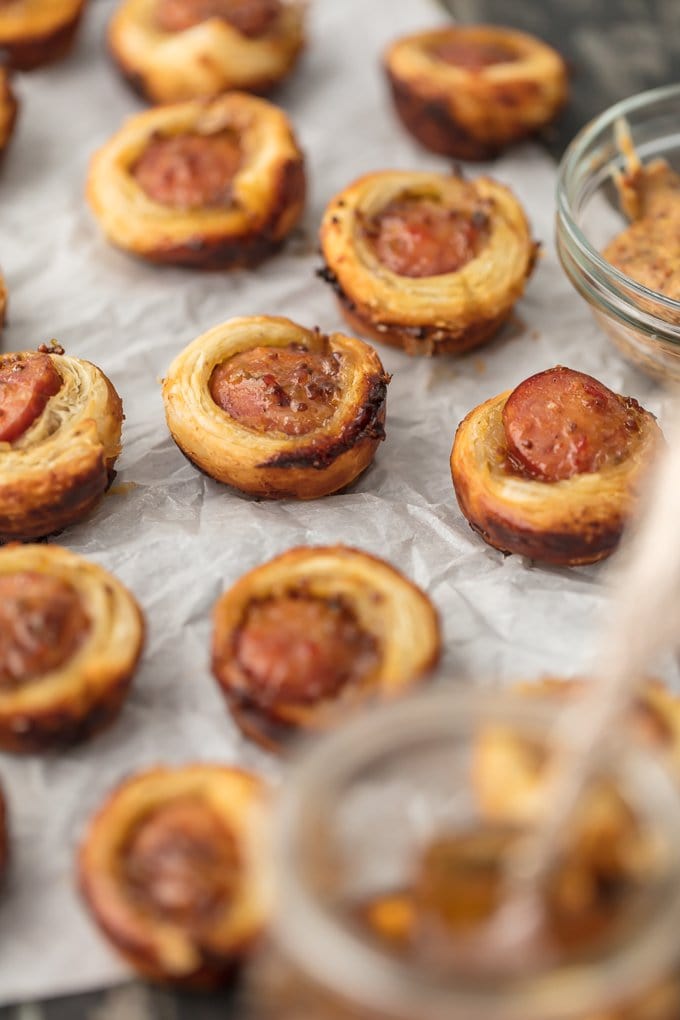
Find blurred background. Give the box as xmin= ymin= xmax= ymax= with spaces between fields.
xmin=443 ymin=0 xmax=680 ymax=156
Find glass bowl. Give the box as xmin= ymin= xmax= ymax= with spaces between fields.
xmin=268 ymin=688 xmax=680 ymax=1020
xmin=556 ymin=84 xmax=680 ymax=381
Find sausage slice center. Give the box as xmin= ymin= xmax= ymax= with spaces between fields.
xmin=210 ymin=344 xmax=341 ymax=436
xmin=0 ymin=572 xmax=90 ymax=688
xmin=124 ymin=798 xmax=239 ymax=928
xmin=502 ymin=366 xmax=644 ymax=482
xmin=429 ymin=37 xmax=519 ymax=71
xmin=0 ymin=353 xmax=62 ymax=443
xmin=366 ymin=197 xmax=488 ymax=278
xmin=235 ymin=594 xmax=379 ymax=705
xmin=132 ymin=132 xmax=242 ymax=211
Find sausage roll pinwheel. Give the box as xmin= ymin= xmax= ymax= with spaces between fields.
xmin=108 ymin=0 xmax=306 ymax=104
xmin=451 ymin=366 xmax=662 ymax=566
xmin=79 ymin=765 xmax=270 ymax=987
xmin=0 ymin=347 xmax=123 ymax=542
xmin=211 ymin=545 xmax=441 ymax=751
xmin=0 ymin=543 xmax=144 ymax=753
xmin=0 ymin=0 xmax=88 ymax=70
xmin=162 ymin=316 xmax=390 ymax=499
xmin=87 ymin=92 xmax=305 ymax=269
xmin=319 ymin=170 xmax=536 ymax=356
xmin=385 ymin=25 xmax=568 ymax=161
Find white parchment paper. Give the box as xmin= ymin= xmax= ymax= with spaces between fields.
xmin=0 ymin=0 xmax=676 ymax=1004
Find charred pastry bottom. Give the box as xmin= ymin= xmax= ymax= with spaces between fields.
xmin=134 ymin=157 xmax=303 ymax=271
xmin=386 ymin=71 xmax=508 ymax=161
xmin=0 ymin=664 xmax=135 ymax=754
xmin=451 ymin=445 xmax=626 ymax=568
xmin=318 ymin=264 xmax=510 ymax=356
xmin=117 ymin=158 xmax=305 ymax=271
xmin=110 ymin=45 xmax=285 ymax=106
xmin=0 ymin=462 xmax=117 ymax=545
xmin=450 ymin=390 xmax=652 ymax=567
xmin=460 ymin=502 xmax=623 ymax=566
xmin=0 ymin=13 xmax=85 ymax=71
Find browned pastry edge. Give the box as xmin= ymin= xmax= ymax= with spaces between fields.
xmin=386 ymin=69 xmax=505 ymax=161
xmin=124 ymin=157 xmax=306 ymax=271
xmin=211 ymin=546 xmax=442 ymax=752
xmin=336 ymin=288 xmax=511 ymax=357
xmin=0 ymin=621 xmax=143 ymax=753
xmin=173 ymin=395 xmax=386 ymax=498
xmin=109 ymin=38 xmax=285 ymax=105
xmin=450 ymin=386 xmax=660 ymax=567
xmin=0 ymin=370 xmax=123 ymax=544
xmin=457 ymin=491 xmax=623 ymax=566
xmin=0 ymin=459 xmax=115 ymax=546
xmin=383 ymin=27 xmax=568 ymax=162
xmin=0 ymin=7 xmax=86 ymax=71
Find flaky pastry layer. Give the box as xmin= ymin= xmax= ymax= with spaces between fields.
xmin=0 ymin=351 xmax=123 ymax=541
xmin=109 ymin=0 xmax=305 ymax=103
xmin=162 ymin=316 xmax=389 ymax=499
xmin=87 ymin=92 xmax=305 ymax=269
xmin=0 ymin=543 xmax=144 ymax=752
xmin=79 ymin=765 xmax=270 ymax=986
xmin=212 ymin=545 xmax=441 ymax=750
xmin=320 ymin=170 xmax=535 ymax=356
xmin=0 ymin=0 xmax=87 ymax=70
xmin=451 ymin=390 xmax=661 ymax=566
xmin=385 ymin=25 xmax=567 ymax=160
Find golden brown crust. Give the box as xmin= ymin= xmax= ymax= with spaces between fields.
xmin=0 ymin=780 xmax=7 ymax=885
xmin=385 ymin=25 xmax=568 ymax=160
xmin=319 ymin=171 xmax=536 ymax=357
xmin=162 ymin=316 xmax=389 ymax=499
xmin=0 ymin=349 xmax=124 ymax=542
xmin=0 ymin=0 xmax=88 ymax=71
xmin=211 ymin=545 xmax=442 ymax=751
xmin=0 ymin=544 xmax=144 ymax=753
xmin=87 ymin=93 xmax=305 ymax=270
xmin=108 ymin=0 xmax=305 ymax=105
xmin=79 ymin=765 xmax=270 ymax=987
xmin=450 ymin=386 xmax=661 ymax=566
xmin=0 ymin=69 xmax=18 ymax=157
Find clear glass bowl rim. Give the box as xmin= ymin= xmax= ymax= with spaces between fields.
xmin=557 ymin=82 xmax=680 ymax=320
xmin=273 ymin=686 xmax=680 ymax=1020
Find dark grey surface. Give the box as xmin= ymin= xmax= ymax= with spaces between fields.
xmin=445 ymin=0 xmax=680 ymax=158
xmin=2 ymin=2 xmax=678 ymax=1018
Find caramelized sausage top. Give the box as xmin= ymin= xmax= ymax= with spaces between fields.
xmin=365 ymin=197 xmax=489 ymax=278
xmin=502 ymin=367 xmax=645 ymax=482
xmin=209 ymin=344 xmax=341 ymax=436
xmin=0 ymin=353 xmax=62 ymax=443
xmin=132 ymin=132 xmax=242 ymax=211
xmin=156 ymin=0 xmax=282 ymax=37
xmin=123 ymin=797 xmax=239 ymax=928
xmin=429 ymin=38 xmax=519 ymax=70
xmin=0 ymin=572 xmax=90 ymax=688
xmin=234 ymin=594 xmax=379 ymax=706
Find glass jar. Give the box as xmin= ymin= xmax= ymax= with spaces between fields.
xmin=252 ymin=688 xmax=680 ymax=1020
xmin=556 ymin=83 xmax=680 ymax=381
